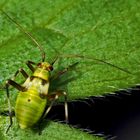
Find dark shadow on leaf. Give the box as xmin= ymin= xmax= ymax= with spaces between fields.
xmin=46 ymin=85 xmax=140 ymax=140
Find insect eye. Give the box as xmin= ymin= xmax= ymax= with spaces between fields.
xmin=48 ymin=66 xmax=53 ymax=71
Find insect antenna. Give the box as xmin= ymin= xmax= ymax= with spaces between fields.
xmin=1 ymin=10 xmax=45 ymax=62
xmin=60 ymin=54 xmax=132 ymax=74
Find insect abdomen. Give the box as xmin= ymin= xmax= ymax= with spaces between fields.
xmin=15 ymin=90 xmax=47 ymax=129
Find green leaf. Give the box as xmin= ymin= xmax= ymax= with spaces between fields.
xmin=0 ymin=116 xmax=103 ymax=140
xmin=0 ymin=0 xmax=140 ymax=139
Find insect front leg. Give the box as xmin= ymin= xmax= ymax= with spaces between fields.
xmin=26 ymin=60 xmax=36 ymax=72
xmin=6 ymin=67 xmax=28 ymax=91
xmin=43 ymin=91 xmax=68 ymax=123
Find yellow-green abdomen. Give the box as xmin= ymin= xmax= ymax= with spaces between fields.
xmin=15 ymin=90 xmax=47 ymax=129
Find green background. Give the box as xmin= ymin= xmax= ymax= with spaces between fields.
xmin=0 ymin=0 xmax=140 ymax=139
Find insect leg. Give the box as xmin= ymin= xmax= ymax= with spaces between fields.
xmin=61 ymin=91 xmax=68 ymax=123
xmin=5 ymin=67 xmax=27 ymax=91
xmin=13 ymin=68 xmax=28 ymax=79
xmin=26 ymin=60 xmax=36 ymax=72
xmin=6 ymin=80 xmax=25 ymax=91
xmin=5 ymin=83 xmax=13 ymax=133
xmin=51 ymin=62 xmax=79 ymax=81
xmin=5 ymin=68 xmax=27 ymax=133
xmin=5 ymin=80 xmax=25 ymax=133
xmin=43 ymin=91 xmax=68 ymax=123
xmin=42 ymin=94 xmax=58 ymax=119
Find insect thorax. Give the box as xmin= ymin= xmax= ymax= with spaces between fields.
xmin=33 ymin=67 xmax=50 ymax=81
xmin=22 ymin=68 xmax=50 ymax=96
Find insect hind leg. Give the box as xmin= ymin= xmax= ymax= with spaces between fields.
xmin=42 ymin=91 xmax=68 ymax=123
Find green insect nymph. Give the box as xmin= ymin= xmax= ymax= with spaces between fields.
xmin=2 ymin=11 xmax=73 ymax=133
xmin=15 ymin=62 xmax=52 ymax=129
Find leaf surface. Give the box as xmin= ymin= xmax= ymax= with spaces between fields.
xmin=0 ymin=0 xmax=140 ymax=139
